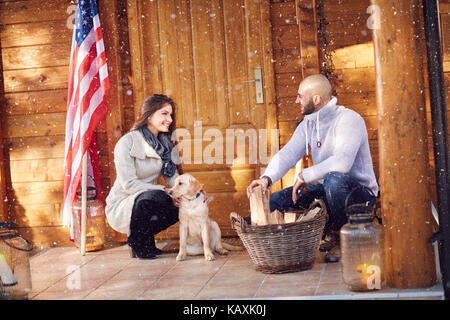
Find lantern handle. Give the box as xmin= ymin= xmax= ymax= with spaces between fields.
xmin=0 ymin=233 xmax=34 ymax=252
xmin=76 ymin=174 xmax=98 ymax=200
xmin=344 ymin=185 xmax=376 ymax=213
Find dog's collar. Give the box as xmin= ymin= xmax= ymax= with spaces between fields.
xmin=183 ymin=191 xmax=202 ymax=201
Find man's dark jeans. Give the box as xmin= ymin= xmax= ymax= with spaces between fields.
xmin=270 ymin=171 xmax=375 ymax=230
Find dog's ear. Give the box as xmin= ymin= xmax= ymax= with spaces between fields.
xmin=189 ymin=176 xmax=203 ymax=195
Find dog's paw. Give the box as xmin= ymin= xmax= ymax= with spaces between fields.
xmin=216 ymin=247 xmax=229 ymax=255
xmin=204 ymin=253 xmax=215 ymax=261
xmin=176 ymin=253 xmax=186 ymax=261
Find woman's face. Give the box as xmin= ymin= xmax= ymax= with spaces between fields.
xmin=147 ymin=103 xmax=173 ymax=136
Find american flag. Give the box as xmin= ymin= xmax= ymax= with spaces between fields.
xmin=63 ymin=0 xmax=109 ymax=237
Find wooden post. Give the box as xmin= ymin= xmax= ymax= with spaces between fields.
xmin=0 ymin=116 xmax=7 ymax=223
xmin=371 ymin=0 xmax=436 ymax=288
xmin=0 ymin=43 xmax=7 ymax=223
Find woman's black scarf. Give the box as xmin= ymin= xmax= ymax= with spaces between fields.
xmin=140 ymin=127 xmax=177 ymax=177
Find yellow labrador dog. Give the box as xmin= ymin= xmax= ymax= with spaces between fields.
xmin=168 ymin=173 xmax=239 ymax=261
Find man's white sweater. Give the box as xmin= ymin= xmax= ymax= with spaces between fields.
xmin=263 ymin=97 xmax=379 ymax=195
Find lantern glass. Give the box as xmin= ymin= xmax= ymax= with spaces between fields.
xmin=72 ymin=195 xmax=106 ymax=252
xmin=340 ymin=213 xmax=385 ymax=291
xmin=0 ymin=230 xmax=33 ymax=300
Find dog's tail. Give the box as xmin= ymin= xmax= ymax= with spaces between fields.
xmin=221 ymin=239 xmax=245 ymax=251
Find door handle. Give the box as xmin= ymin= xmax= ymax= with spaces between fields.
xmin=241 ymin=68 xmax=264 ymax=104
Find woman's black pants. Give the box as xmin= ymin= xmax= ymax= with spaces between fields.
xmin=128 ymin=190 xmax=179 ymax=257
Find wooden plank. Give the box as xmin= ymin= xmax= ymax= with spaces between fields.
xmin=4 ymin=89 xmax=67 ymax=115
xmin=3 ymin=66 xmax=68 ymax=93
xmin=271 ymin=1 xmax=297 ymax=26
xmin=441 ymin=14 xmax=450 ymax=62
xmin=9 ymin=158 xmax=64 ymax=183
xmin=126 ymin=0 xmax=147 ymax=117
xmin=272 ymin=24 xmax=300 ymax=50
xmin=7 ymin=135 xmax=65 ymax=161
xmin=174 ymin=0 xmax=196 ymax=130
xmin=261 ymin=0 xmax=279 ymax=158
xmin=296 ymin=0 xmax=320 ymax=77
xmin=12 ymin=203 xmax=62 ymax=227
xmin=372 ymin=0 xmax=436 ymax=288
xmin=334 ymin=67 xmax=376 ymax=93
xmin=0 ymin=104 xmax=7 ymax=222
xmin=0 ymin=0 xmax=73 ymax=25
xmin=0 ymin=20 xmax=71 ymax=48
xmin=322 ymin=0 xmax=371 ymax=15
xmin=332 ymin=43 xmax=375 ymax=69
xmin=275 ymin=72 xmax=302 ymax=98
xmin=17 ymin=226 xmax=73 ymax=248
xmin=1 ymin=43 xmax=71 ymax=71
xmin=274 ymin=48 xmax=302 ymax=74
xmin=98 ymin=0 xmax=124 ymax=187
xmin=210 ymin=0 xmax=230 ymax=129
xmin=191 ymin=0 xmax=220 ymax=127
xmin=190 ymin=169 xmax=255 ymax=193
xmin=223 ymin=0 xmax=251 ymax=125
xmin=5 ymin=112 xmax=66 ymax=138
xmin=9 ymin=181 xmax=64 ymax=205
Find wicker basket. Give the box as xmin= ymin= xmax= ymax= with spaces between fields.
xmin=230 ymin=200 xmax=327 ymax=274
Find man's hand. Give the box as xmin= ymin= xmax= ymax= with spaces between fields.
xmin=292 ymin=173 xmax=307 ymax=204
xmin=246 ymin=176 xmax=271 ymax=198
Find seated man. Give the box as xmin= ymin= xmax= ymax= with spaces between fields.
xmin=247 ymin=74 xmax=379 ymax=262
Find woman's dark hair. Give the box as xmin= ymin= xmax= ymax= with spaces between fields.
xmin=130 ymin=94 xmax=183 ymax=174
xmin=130 ymin=94 xmax=176 ymax=134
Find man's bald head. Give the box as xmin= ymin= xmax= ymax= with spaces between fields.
xmin=296 ymin=74 xmax=333 ymax=115
xmin=299 ymin=74 xmax=333 ymax=103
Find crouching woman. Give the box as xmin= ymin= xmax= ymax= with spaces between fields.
xmin=105 ymin=94 xmax=181 ymax=259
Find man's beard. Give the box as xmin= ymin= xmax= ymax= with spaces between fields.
xmin=301 ymin=99 xmax=316 ymax=115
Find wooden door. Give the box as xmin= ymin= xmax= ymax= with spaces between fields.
xmin=127 ymin=0 xmax=277 ymax=237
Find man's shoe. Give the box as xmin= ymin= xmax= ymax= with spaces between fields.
xmin=324 ymin=245 xmax=341 ymax=263
xmin=319 ymin=231 xmax=339 ymax=252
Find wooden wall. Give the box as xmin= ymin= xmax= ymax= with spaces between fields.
xmin=0 ymin=0 xmax=132 ymax=247
xmin=0 ymin=0 xmax=74 ymax=246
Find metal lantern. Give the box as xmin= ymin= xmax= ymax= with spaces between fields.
xmin=0 ymin=222 xmax=33 ymax=300
xmin=340 ymin=187 xmax=385 ymax=292
xmin=72 ymin=177 xmax=106 ymax=252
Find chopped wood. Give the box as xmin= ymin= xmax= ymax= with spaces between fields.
xmin=284 ymin=211 xmax=298 ymax=223
xmin=249 ymin=186 xmax=270 ymax=226
xmin=268 ymin=209 xmax=285 ymax=225
xmin=296 ymin=207 xmax=321 ymax=223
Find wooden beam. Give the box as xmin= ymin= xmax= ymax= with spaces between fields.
xmin=127 ymin=0 xmax=149 ymax=119
xmin=0 ymin=113 xmax=7 ymax=223
xmin=371 ymin=0 xmax=436 ymax=288
xmin=0 ymin=40 xmax=7 ymax=223
xmin=98 ymin=0 xmax=125 ymax=182
xmin=98 ymin=0 xmax=126 ymax=243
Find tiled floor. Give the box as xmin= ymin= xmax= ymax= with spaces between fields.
xmin=27 ymin=242 xmax=444 ymax=300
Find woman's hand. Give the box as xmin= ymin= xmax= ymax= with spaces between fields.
xmin=164 ymin=187 xmax=181 ymax=207
xmin=200 ymin=189 xmax=211 ymax=205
